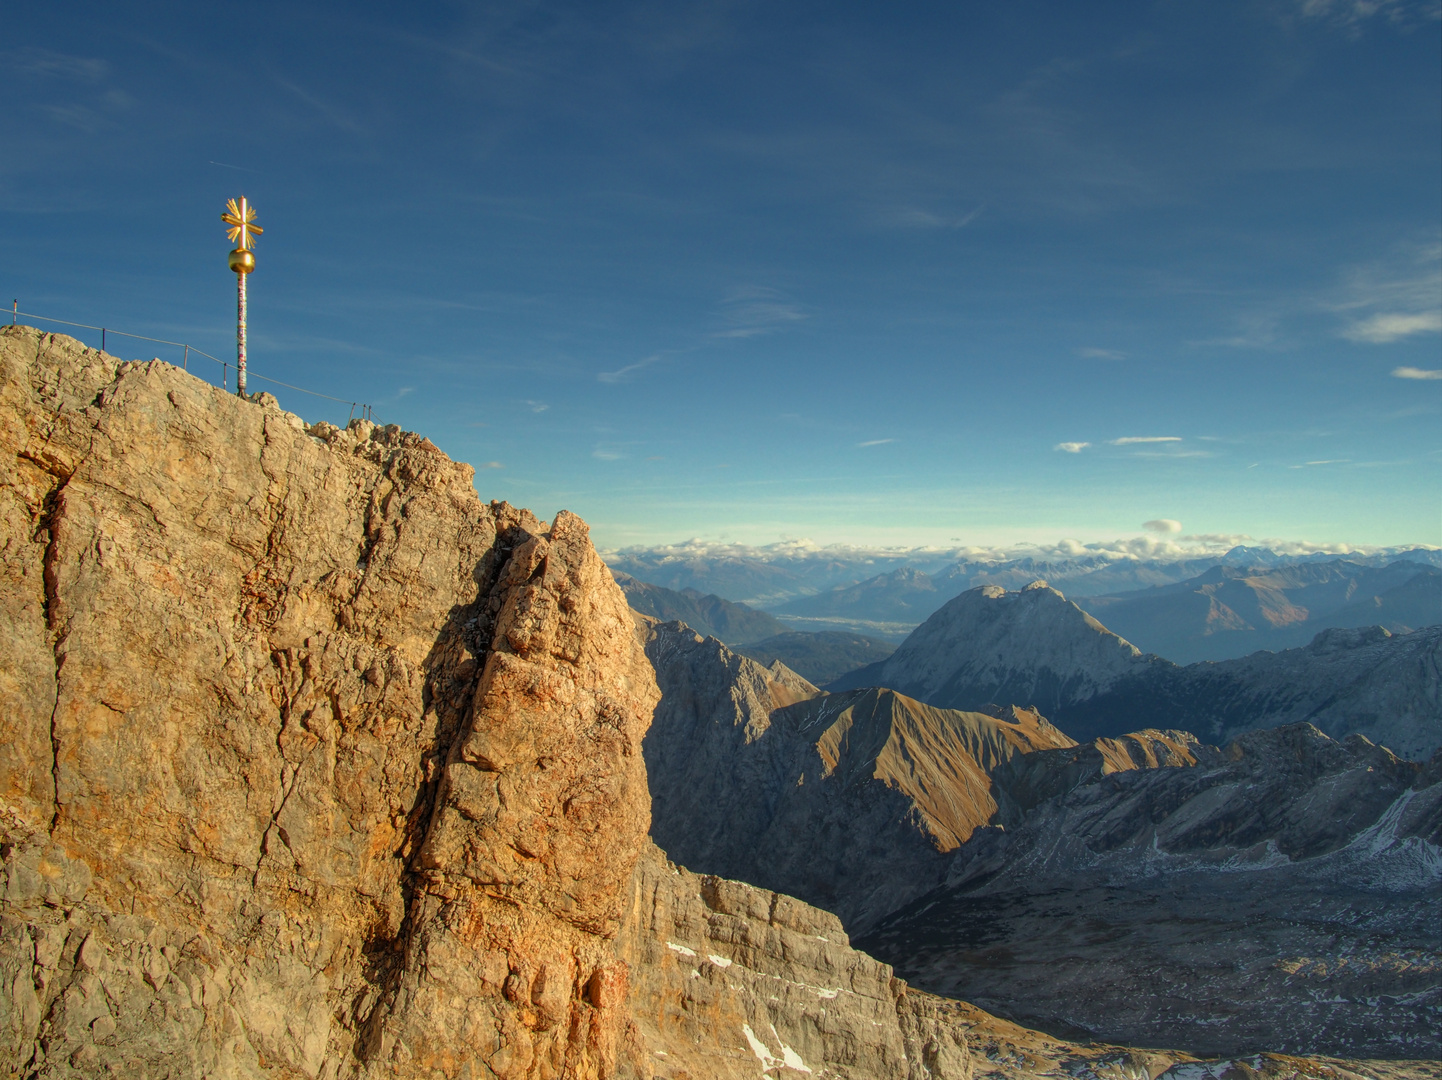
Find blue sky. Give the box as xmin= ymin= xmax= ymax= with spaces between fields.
xmin=3 ymin=0 xmax=1439 ymax=552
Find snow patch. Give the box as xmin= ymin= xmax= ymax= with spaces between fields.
xmin=666 ymin=941 xmax=697 ymax=957
xmin=741 ymin=1023 xmax=814 ymax=1074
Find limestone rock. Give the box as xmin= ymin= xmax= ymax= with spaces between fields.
xmin=0 ymin=325 xmax=657 ymax=1079
xmin=618 ymin=842 xmax=971 ymax=1080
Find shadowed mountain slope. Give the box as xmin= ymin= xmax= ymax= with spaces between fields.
xmin=732 ymin=629 xmax=896 ymax=686
xmin=642 ymin=618 xmax=1135 ymax=933
xmin=858 ymin=724 xmax=1442 ymax=1060
xmin=614 ymin=570 xmax=791 ymax=643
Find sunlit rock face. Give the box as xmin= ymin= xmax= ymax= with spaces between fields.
xmin=0 ymin=325 xmax=658 ymax=1079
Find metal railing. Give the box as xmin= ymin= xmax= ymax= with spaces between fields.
xmin=9 ymin=302 xmax=377 ymax=424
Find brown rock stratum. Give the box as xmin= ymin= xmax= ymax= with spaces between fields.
xmin=1 ymin=326 xmax=1433 ymax=1080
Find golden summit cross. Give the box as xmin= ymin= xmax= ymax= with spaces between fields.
xmin=222 ymin=196 xmax=263 ymax=250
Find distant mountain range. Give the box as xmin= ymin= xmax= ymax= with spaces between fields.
xmin=607 ymin=542 xmax=1442 ymax=612
xmin=831 ymin=580 xmax=1441 ymax=760
xmin=770 ymin=553 xmax=1440 ymax=654
xmin=1076 ymin=560 xmax=1440 ymax=663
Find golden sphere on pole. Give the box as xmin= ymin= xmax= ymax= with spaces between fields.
xmin=228 ymin=248 xmax=256 ymax=274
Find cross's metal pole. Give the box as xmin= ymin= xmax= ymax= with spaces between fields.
xmin=236 ymin=269 xmax=248 ymax=395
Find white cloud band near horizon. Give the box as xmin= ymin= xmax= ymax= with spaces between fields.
xmin=600 ymin=533 xmax=1436 ymax=566
xmin=1393 ymin=366 xmax=1442 ymax=380
xmin=857 ymin=438 xmax=895 ymax=447
xmin=1110 ymin=435 xmax=1183 ymax=445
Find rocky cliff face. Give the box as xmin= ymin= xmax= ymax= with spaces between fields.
xmin=859 ymin=724 xmax=1442 ymax=1060
xmin=618 ymin=842 xmax=973 ymax=1080
xmin=841 ymin=581 xmax=1441 ymax=759
xmin=0 ymin=325 xmax=658 ymax=1078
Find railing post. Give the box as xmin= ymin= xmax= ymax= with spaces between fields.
xmin=183 ymin=345 xmax=189 ymax=371
xmin=10 ymin=300 xmax=15 ymax=326
xmin=102 ymin=328 xmax=106 ymax=352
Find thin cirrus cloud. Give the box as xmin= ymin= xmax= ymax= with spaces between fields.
xmin=1144 ymin=519 xmax=1182 ymax=534
xmin=1056 ymin=436 xmax=1186 ymax=452
xmin=598 ymin=353 xmax=664 ymax=384
xmin=1392 ymin=366 xmax=1442 ymax=380
xmin=856 ymin=438 xmax=895 ymax=447
xmin=1299 ymin=0 xmax=1442 ymax=27
xmin=889 ymin=206 xmax=984 ymax=230
xmin=522 ymin=400 xmax=549 ymax=413
xmin=715 ymin=286 xmax=807 ymax=339
xmin=1342 ymin=312 xmax=1442 ymax=344
xmin=1079 ymin=347 xmax=1126 ymax=360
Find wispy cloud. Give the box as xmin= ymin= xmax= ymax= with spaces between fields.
xmin=397 ymin=386 xmax=415 ymax=398
xmin=1342 ymin=312 xmax=1442 ymax=343
xmin=598 ymin=353 xmax=664 ymax=383
xmin=889 ymin=206 xmax=984 ymax=230
xmin=478 ymin=461 xmax=503 ymax=469
xmin=1109 ymin=436 xmax=1182 ymax=445
xmin=273 ymin=75 xmax=368 ymax=134
xmin=1393 ymin=366 xmax=1442 ymax=380
xmin=1289 ymin=459 xmax=1352 ymax=468
xmin=1144 ymin=519 xmax=1182 ymax=533
xmin=715 ymin=286 xmax=807 ymax=339
xmin=522 ymin=400 xmax=549 ymax=413
xmin=1298 ymin=0 xmax=1442 ymax=28
xmin=592 ymin=448 xmax=624 ymax=461
xmin=1054 ymin=441 xmax=1090 ymax=453
xmin=856 ymin=438 xmax=895 ymax=447
xmin=9 ymin=47 xmax=109 ymax=82
xmin=1333 ymin=241 xmax=1442 ymax=343
xmin=1079 ymin=347 xmax=1126 ymax=361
